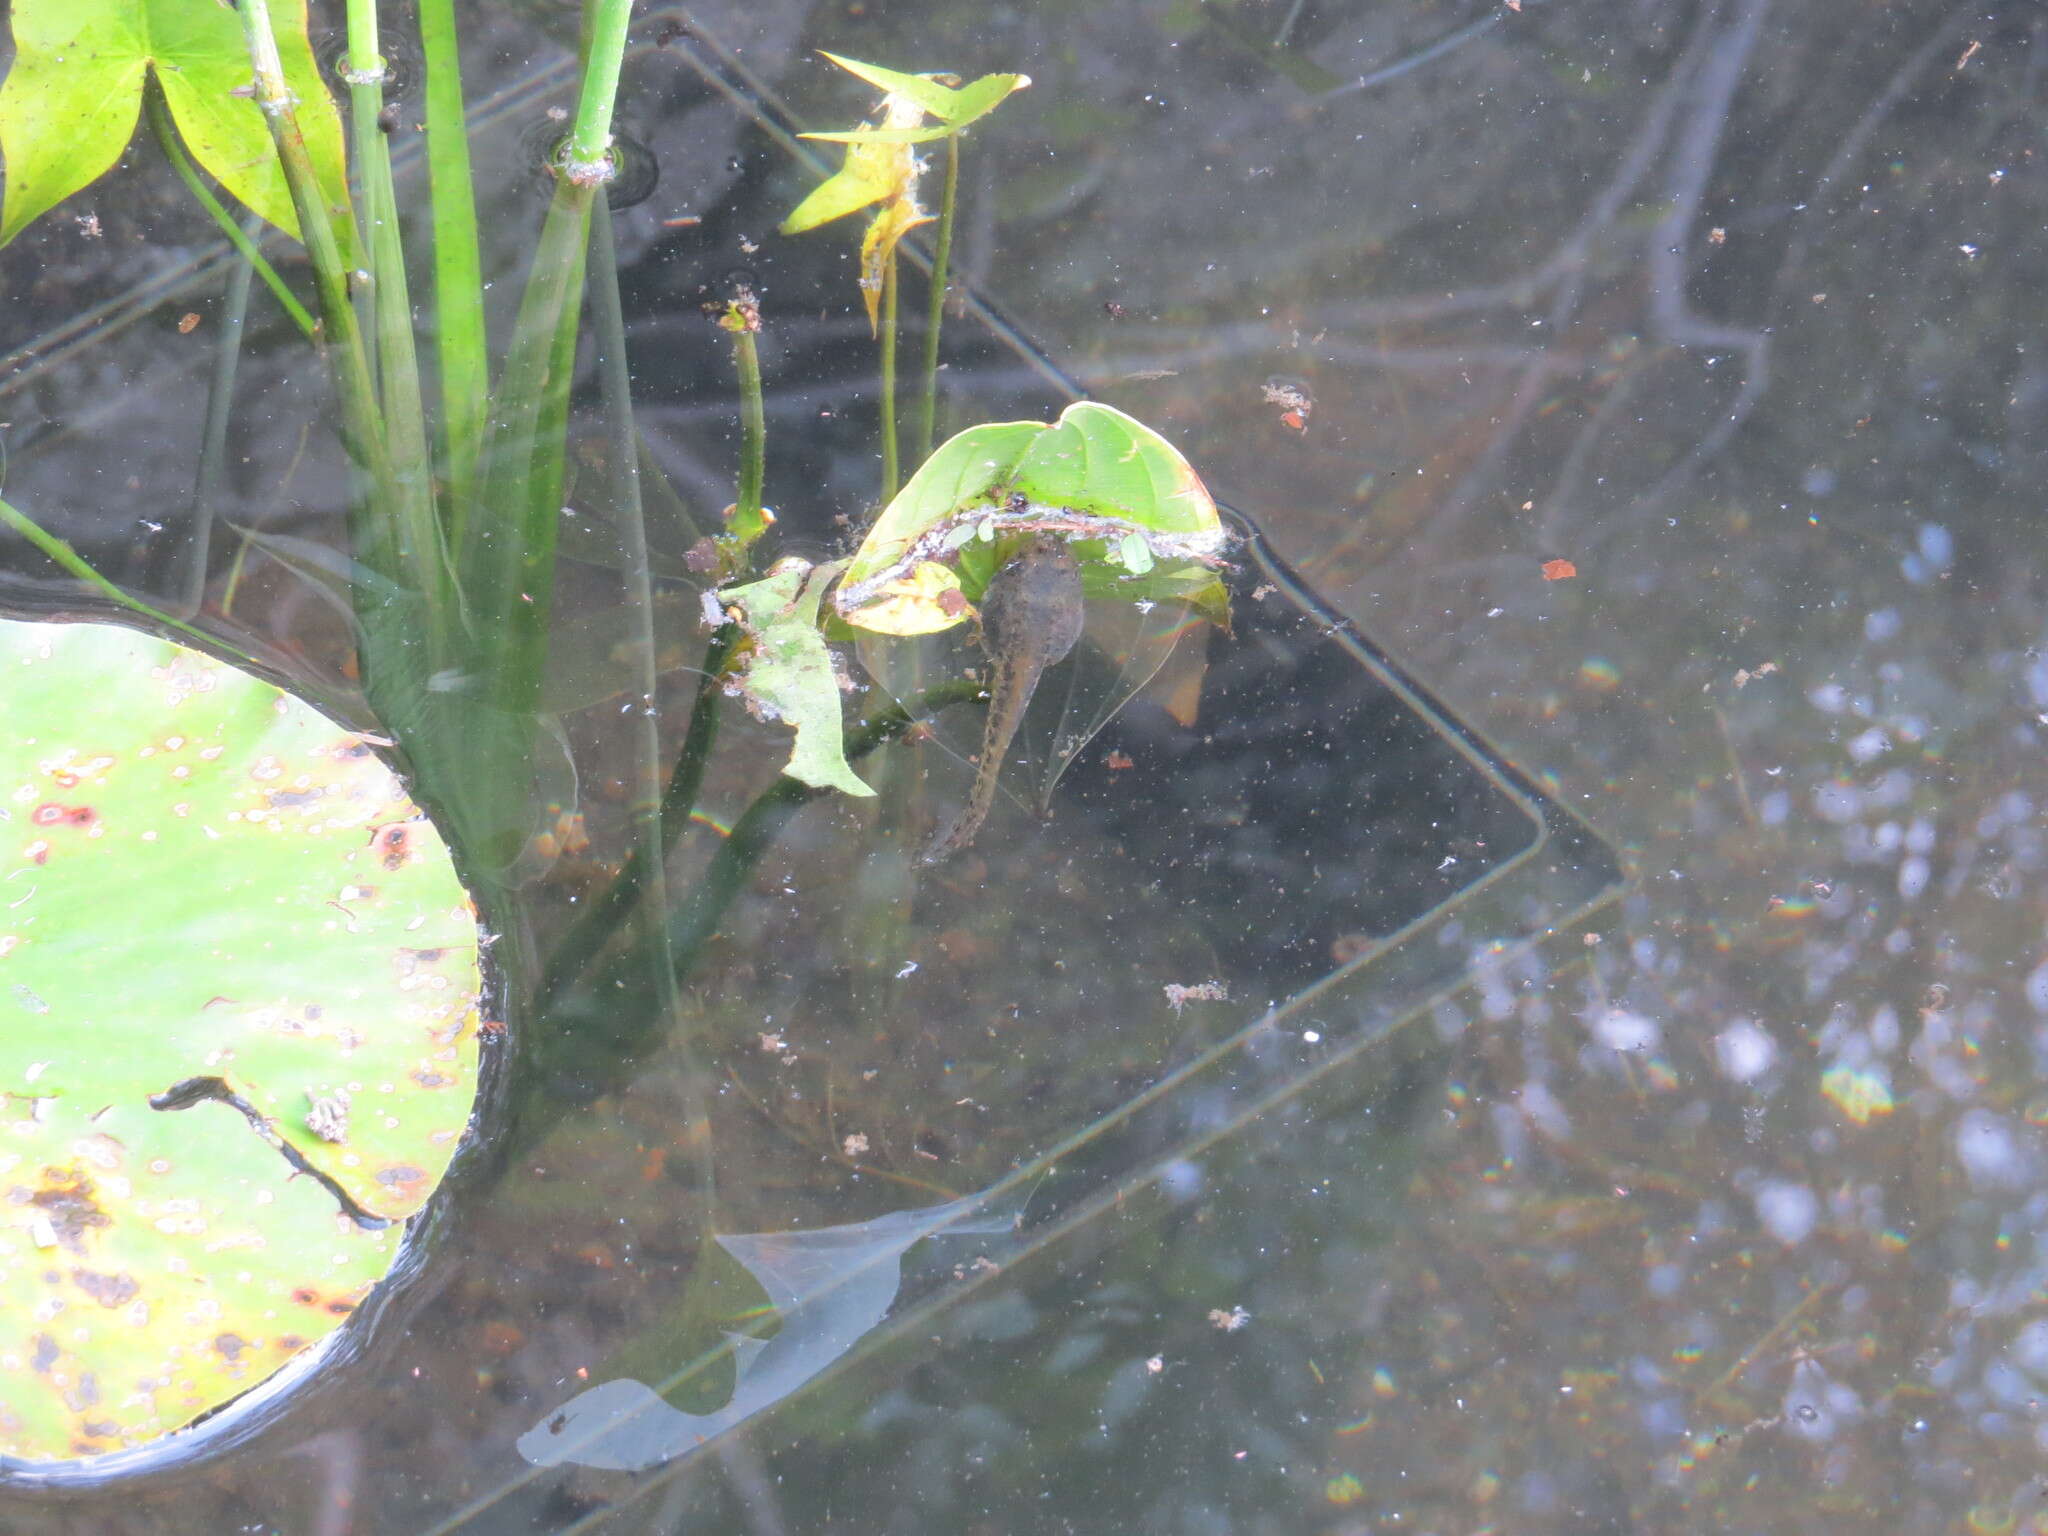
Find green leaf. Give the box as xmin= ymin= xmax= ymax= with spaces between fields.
xmin=1009 ymin=401 xmax=1221 ymax=535
xmin=834 ymin=403 xmax=1228 ymax=635
xmin=0 ymin=617 xmax=484 ymax=1461
xmin=0 ymin=0 xmax=355 ymax=255
xmin=717 ymin=561 xmax=874 ymax=797
xmin=817 ymin=52 xmax=1029 ymax=128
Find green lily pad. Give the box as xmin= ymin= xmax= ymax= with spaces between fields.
xmin=0 ymin=618 xmax=485 ymax=1462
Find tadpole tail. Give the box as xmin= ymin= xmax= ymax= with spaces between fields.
xmin=920 ymin=653 xmax=1042 ymax=865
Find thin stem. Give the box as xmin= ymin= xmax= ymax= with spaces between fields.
xmin=143 ymin=85 xmax=315 ymax=339
xmin=591 ymin=197 xmax=716 ymax=1204
xmin=879 ymin=250 xmax=900 ymax=501
xmin=713 ymin=294 xmax=769 ymax=555
xmin=916 ymin=132 xmax=960 ymax=464
xmin=535 ymin=624 xmax=736 ymax=1008
xmin=565 ymin=0 xmax=635 ymax=170
xmin=417 ymin=0 xmax=489 ymax=525
xmin=180 ymin=216 xmax=262 ymax=616
xmin=537 ymin=669 xmax=977 ymax=1009
xmin=0 ymin=495 xmax=214 ymax=650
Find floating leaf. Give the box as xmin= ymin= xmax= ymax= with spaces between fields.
xmin=718 ymin=561 xmax=874 ymax=797
xmin=0 ymin=617 xmax=484 ymax=1461
xmin=0 ymin=0 xmax=357 ymax=256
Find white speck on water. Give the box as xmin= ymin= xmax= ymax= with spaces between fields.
xmin=1754 ymin=1179 xmax=1818 ymax=1245
xmin=1716 ymin=1019 xmax=1778 ymax=1082
xmin=1591 ymin=1009 xmax=1659 ymax=1053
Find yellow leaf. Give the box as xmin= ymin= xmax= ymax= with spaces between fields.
xmin=840 ymin=560 xmax=970 ymax=636
xmin=859 ymin=196 xmax=935 ymax=334
xmin=779 ymin=91 xmax=926 ymax=235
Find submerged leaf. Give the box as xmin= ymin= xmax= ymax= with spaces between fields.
xmin=518 ymin=1188 xmax=1019 ymax=1472
xmin=718 ymin=560 xmax=873 ymax=797
xmin=0 ymin=0 xmax=355 ymax=254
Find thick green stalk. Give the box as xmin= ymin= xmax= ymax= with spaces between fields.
xmin=344 ymin=0 xmax=450 ymax=658
xmin=916 ymin=133 xmax=960 ymax=464
xmin=565 ymin=0 xmax=636 ymax=170
xmin=417 ymin=0 xmax=488 ymax=529
xmin=143 ymin=86 xmax=315 ymax=339
xmin=231 ymin=0 xmax=395 ymax=575
xmin=735 ymin=323 xmax=766 ymax=532
xmin=879 ymin=251 xmax=900 ymax=501
xmin=715 ymin=295 xmax=769 ymax=554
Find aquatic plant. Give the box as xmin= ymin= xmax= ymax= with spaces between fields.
xmin=0 ymin=7 xmax=1233 ymax=1462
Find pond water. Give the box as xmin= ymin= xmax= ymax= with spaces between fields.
xmin=2 ymin=0 xmax=2044 ymax=1531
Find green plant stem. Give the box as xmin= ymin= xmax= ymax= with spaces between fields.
xmin=0 ymin=495 xmax=213 ymax=649
xmin=590 ymin=197 xmax=717 ymax=1203
xmin=232 ymin=0 xmax=398 ymax=573
xmin=879 ymin=251 xmax=900 ymax=501
xmin=661 ymin=681 xmax=978 ymax=978
xmin=142 ymin=86 xmax=315 ymax=339
xmin=344 ymin=0 xmax=448 ymax=660
xmin=916 ymin=133 xmax=960 ymax=464
xmin=180 ymin=217 xmax=261 ymax=615
xmin=535 ymin=624 xmax=736 ymax=1008
xmin=417 ymin=0 xmax=489 ymax=527
xmin=537 ymin=671 xmax=979 ymax=1011
xmin=565 ymin=0 xmax=636 ymax=169
xmin=734 ymin=325 xmax=766 ymax=532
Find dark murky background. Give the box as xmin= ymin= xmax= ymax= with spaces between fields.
xmin=5 ymin=0 xmax=2048 ymax=1530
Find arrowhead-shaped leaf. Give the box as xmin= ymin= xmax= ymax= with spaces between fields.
xmin=0 ymin=0 xmax=356 ymax=257
xmin=816 ymin=52 xmax=1029 ymax=128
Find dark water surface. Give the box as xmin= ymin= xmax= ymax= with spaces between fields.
xmin=4 ymin=1 xmax=2046 ymax=1531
